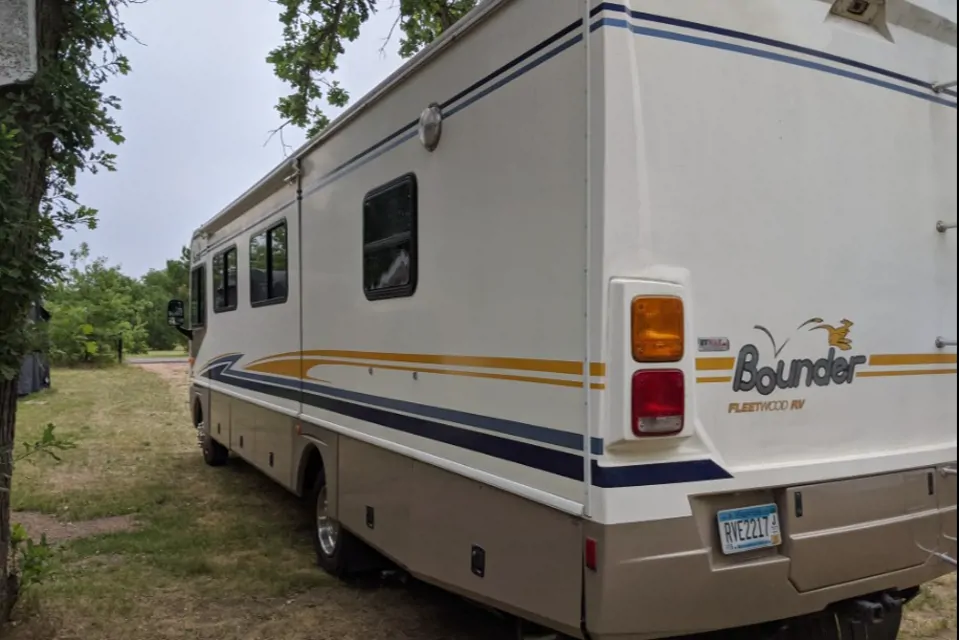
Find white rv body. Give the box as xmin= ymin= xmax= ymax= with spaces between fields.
xmin=184 ymin=1 xmax=957 ymax=637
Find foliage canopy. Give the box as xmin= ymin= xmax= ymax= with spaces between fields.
xmin=268 ymin=0 xmax=479 ymax=138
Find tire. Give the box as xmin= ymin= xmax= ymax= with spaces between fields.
xmin=309 ymin=473 xmax=364 ymax=578
xmin=201 ymin=431 xmax=229 ymax=466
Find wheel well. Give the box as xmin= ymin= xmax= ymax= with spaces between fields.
xmin=299 ymin=445 xmax=325 ymax=495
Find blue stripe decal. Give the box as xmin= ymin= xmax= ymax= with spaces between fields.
xmin=592 ymin=16 xmax=957 ymax=109
xmin=591 ymin=459 xmax=731 ymax=489
xmin=207 ymin=357 xmax=583 ymax=481
xmin=445 ymin=33 xmax=584 ymax=118
xmin=591 ymin=2 xmax=957 ymax=99
xmin=201 ymin=355 xmax=729 ymax=487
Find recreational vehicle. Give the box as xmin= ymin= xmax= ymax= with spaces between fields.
xmin=167 ymin=0 xmax=958 ymax=637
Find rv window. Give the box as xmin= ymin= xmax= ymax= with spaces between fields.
xmin=250 ymin=221 xmax=289 ymax=307
xmin=190 ymin=264 xmax=206 ymax=327
xmin=213 ymin=246 xmax=238 ymax=313
xmin=363 ymin=174 xmax=417 ymax=300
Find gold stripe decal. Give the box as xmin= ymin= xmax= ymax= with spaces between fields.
xmin=696 ymin=358 xmax=736 ymax=371
xmin=857 ymin=369 xmax=958 ymax=378
xmin=245 ymin=353 xmax=606 ymax=390
xmin=253 ymin=349 xmax=606 ymax=377
xmin=250 ymin=349 xmax=606 ymax=377
xmin=868 ymin=353 xmax=957 ymax=366
xmin=697 ymin=376 xmax=733 ymax=384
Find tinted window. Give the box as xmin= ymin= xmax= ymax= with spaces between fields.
xmin=190 ymin=265 xmax=206 ymax=327
xmin=250 ymin=221 xmax=288 ymax=306
xmin=363 ymin=174 xmax=417 ymax=300
xmin=213 ymin=246 xmax=238 ymax=313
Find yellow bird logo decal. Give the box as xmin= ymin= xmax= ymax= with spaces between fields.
xmin=808 ymin=318 xmax=855 ymax=351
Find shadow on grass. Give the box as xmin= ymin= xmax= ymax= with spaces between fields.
xmin=38 ymin=451 xmax=512 ymax=640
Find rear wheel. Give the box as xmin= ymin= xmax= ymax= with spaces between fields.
xmin=200 ymin=429 xmax=229 ymax=466
xmin=309 ymin=473 xmax=365 ymax=578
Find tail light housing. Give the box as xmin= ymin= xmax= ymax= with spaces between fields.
xmin=631 ymin=369 xmax=685 ymax=436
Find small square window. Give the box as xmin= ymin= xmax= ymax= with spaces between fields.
xmin=363 ymin=174 xmax=417 ymax=300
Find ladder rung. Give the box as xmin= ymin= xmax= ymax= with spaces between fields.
xmin=936 ymin=221 xmax=956 ymax=232
xmin=935 ymin=337 xmax=956 ymax=348
xmin=942 ymin=466 xmax=957 ymax=477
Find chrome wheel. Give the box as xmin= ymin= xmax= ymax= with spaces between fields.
xmin=315 ymin=485 xmax=339 ymax=557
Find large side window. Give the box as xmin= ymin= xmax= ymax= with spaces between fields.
xmin=190 ymin=264 xmax=206 ymax=327
xmin=363 ymin=174 xmax=417 ymax=300
xmin=250 ymin=221 xmax=289 ymax=307
xmin=213 ymin=245 xmax=238 ymax=313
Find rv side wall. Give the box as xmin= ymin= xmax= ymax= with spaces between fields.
xmin=191 ymin=0 xmax=592 ymax=634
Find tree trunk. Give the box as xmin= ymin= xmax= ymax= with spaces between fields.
xmin=0 ymin=0 xmax=66 ymax=624
xmin=0 ymin=378 xmax=20 ymax=624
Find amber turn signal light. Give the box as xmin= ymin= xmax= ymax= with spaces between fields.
xmin=630 ymin=296 xmax=684 ymax=362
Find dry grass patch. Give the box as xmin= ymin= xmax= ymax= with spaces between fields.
xmin=12 ymin=512 xmax=138 ymax=544
xmin=901 ymin=573 xmax=957 ymax=640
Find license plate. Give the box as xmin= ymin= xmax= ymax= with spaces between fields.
xmin=716 ymin=503 xmax=782 ymax=555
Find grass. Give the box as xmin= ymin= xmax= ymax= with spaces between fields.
xmin=6 ymin=365 xmax=957 ymax=639
xmin=8 ymin=365 xmax=508 ymax=640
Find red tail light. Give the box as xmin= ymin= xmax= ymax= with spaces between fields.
xmin=631 ymin=370 xmax=684 ymax=436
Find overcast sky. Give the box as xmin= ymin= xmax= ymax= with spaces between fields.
xmin=64 ymin=0 xmax=405 ymax=277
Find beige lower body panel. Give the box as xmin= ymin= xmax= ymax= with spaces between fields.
xmin=585 ymin=464 xmax=957 ymax=640
xmin=335 ymin=436 xmax=585 ymax=638
xmin=205 ymin=388 xmax=298 ymax=490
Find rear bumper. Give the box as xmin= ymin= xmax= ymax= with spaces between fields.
xmin=584 ymin=463 xmax=957 ymax=640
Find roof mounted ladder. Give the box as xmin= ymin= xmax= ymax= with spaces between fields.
xmin=935 ymin=220 xmax=956 ymax=349
xmin=932 ymin=80 xmax=957 ymax=93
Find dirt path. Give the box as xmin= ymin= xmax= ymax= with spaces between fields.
xmin=13 ymin=512 xmax=138 ymax=544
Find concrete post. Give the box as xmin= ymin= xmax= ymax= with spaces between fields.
xmin=0 ymin=0 xmax=37 ymax=86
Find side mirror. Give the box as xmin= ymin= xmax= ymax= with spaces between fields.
xmin=167 ymin=299 xmax=186 ymax=327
